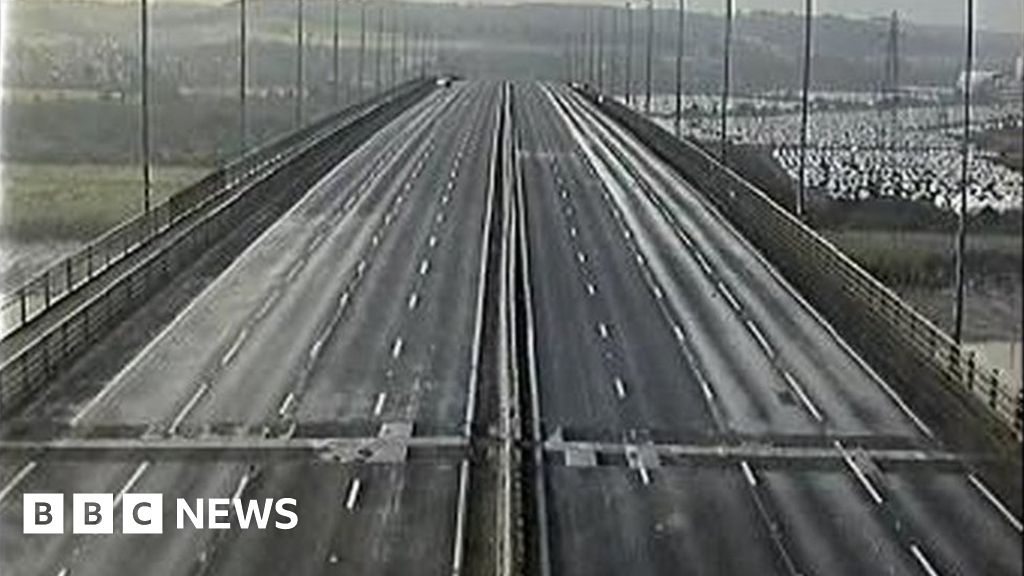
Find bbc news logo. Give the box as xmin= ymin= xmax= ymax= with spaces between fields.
xmin=23 ymin=494 xmax=298 ymax=534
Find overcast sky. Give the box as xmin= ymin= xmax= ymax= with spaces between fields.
xmin=27 ymin=0 xmax=1024 ymax=35
xmin=708 ymin=0 xmax=1021 ymax=34
xmin=554 ymin=0 xmax=1023 ymax=34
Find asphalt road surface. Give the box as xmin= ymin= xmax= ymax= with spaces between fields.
xmin=0 ymin=81 xmax=499 ymax=576
xmin=0 ymin=80 xmax=1020 ymax=576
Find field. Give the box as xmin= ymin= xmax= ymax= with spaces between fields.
xmin=722 ymin=144 xmax=1022 ymax=345
xmin=0 ymin=163 xmax=210 ymax=292
xmin=826 ymin=229 xmax=1022 ymax=342
xmin=1 ymin=162 xmax=210 ymax=241
xmin=827 ymin=229 xmax=1022 ymax=288
xmin=977 ymin=126 xmax=1024 ymax=172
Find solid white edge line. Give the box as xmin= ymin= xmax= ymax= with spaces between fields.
xmin=518 ymin=85 xmax=553 ymax=576
xmin=451 ymin=459 xmax=471 ymax=575
xmin=464 ymin=87 xmax=501 ymax=438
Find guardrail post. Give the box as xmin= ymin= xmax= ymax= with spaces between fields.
xmin=42 ymin=336 xmax=51 ymax=377
xmin=87 ymin=245 xmax=94 ymax=278
xmin=1015 ymin=390 xmax=1022 ymax=436
xmin=965 ymin=351 xmax=975 ymax=392
xmin=44 ymin=275 xmax=52 ymax=309
xmin=66 ymin=258 xmax=73 ymax=291
xmin=19 ymin=290 xmax=27 ymax=325
xmin=60 ymin=321 xmax=69 ymax=361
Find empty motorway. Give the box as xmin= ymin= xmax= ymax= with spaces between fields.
xmin=518 ymin=83 xmax=1021 ymax=576
xmin=0 ymin=80 xmax=1020 ymax=576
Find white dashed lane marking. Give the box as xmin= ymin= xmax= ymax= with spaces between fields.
xmin=717 ymin=281 xmax=742 ymax=312
xmin=613 ymin=377 xmax=627 ymax=399
xmin=910 ymin=545 xmax=940 ymax=576
xmin=836 ymin=440 xmax=884 ymax=505
xmin=782 ymin=370 xmax=824 ymax=423
xmin=373 ymin=392 xmax=388 ymax=417
xmin=278 ymin=392 xmax=296 ymax=417
xmin=968 ymin=474 xmax=1024 ymax=533
xmin=0 ymin=461 xmax=38 ymax=505
xmin=746 ymin=320 xmax=775 ymax=359
xmin=221 ymin=329 xmax=249 ymax=367
xmin=740 ymin=461 xmax=758 ymax=487
xmin=345 ymin=478 xmax=362 ymax=511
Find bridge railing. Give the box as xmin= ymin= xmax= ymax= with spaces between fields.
xmin=582 ymin=89 xmax=1022 ymax=443
xmin=0 ymin=79 xmax=435 ymax=413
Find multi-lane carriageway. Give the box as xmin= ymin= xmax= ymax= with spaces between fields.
xmin=0 ymin=81 xmax=1020 ymax=576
